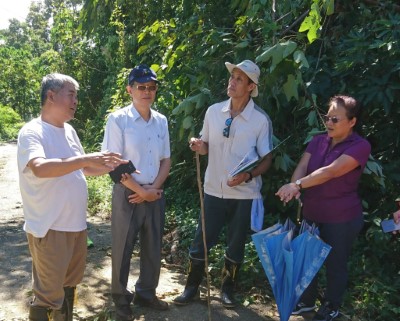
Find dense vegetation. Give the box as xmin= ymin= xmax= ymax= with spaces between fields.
xmin=1 ymin=0 xmax=399 ymax=319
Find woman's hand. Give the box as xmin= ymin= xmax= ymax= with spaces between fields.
xmin=275 ymin=183 xmax=301 ymax=203
xmin=393 ymin=209 xmax=400 ymax=224
xmin=392 ymin=210 xmax=400 ymax=234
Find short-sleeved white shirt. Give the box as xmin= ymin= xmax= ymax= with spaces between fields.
xmin=201 ymin=98 xmax=273 ymax=199
xmin=101 ymin=104 xmax=170 ymax=185
xmin=17 ymin=117 xmax=88 ymax=238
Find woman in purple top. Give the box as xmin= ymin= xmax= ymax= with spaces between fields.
xmin=276 ymin=95 xmax=371 ymax=321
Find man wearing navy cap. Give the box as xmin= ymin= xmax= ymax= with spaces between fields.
xmin=102 ymin=64 xmax=171 ymax=320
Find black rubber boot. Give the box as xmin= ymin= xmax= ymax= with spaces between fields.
xmin=29 ymin=305 xmax=50 ymax=321
xmin=63 ymin=287 xmax=75 ymax=321
xmin=50 ymin=309 xmax=66 ymax=321
xmin=173 ymin=258 xmax=205 ymax=305
xmin=29 ymin=303 xmax=66 ymax=321
xmin=221 ymin=258 xmax=241 ymax=308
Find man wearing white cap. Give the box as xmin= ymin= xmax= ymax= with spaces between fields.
xmin=174 ymin=60 xmax=273 ymax=308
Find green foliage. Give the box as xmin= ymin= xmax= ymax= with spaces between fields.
xmin=0 ymin=46 xmax=41 ymax=120
xmin=164 ymin=187 xmax=199 ymax=252
xmin=348 ymin=230 xmax=400 ymax=320
xmin=0 ymin=105 xmax=24 ymax=141
xmin=86 ymin=175 xmax=114 ymax=218
xmin=299 ymin=0 xmax=335 ymax=43
xmin=1 ymin=0 xmax=400 ymax=318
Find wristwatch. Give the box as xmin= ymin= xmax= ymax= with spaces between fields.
xmin=295 ymin=179 xmax=302 ymax=190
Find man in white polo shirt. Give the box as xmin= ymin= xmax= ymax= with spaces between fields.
xmin=174 ymin=60 xmax=273 ymax=308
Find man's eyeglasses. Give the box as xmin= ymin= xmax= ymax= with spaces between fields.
xmin=223 ymin=117 xmax=233 ymax=138
xmin=133 ymin=85 xmax=158 ymax=92
xmin=323 ymin=115 xmax=342 ymax=124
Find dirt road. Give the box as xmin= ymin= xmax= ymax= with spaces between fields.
xmin=0 ymin=141 xmax=306 ymax=321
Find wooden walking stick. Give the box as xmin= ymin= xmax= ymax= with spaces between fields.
xmin=195 ymin=151 xmax=212 ymax=321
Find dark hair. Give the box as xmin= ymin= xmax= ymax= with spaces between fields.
xmin=40 ymin=73 xmax=79 ymax=106
xmin=329 ymin=95 xmax=363 ymax=132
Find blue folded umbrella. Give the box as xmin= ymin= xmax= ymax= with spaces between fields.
xmin=252 ymin=219 xmax=331 ymax=321
xmin=252 ymin=219 xmax=294 ymax=279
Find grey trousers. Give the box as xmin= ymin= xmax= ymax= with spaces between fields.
xmin=111 ymin=183 xmax=165 ymax=307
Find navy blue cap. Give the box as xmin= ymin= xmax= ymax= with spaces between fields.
xmin=128 ymin=64 xmax=158 ymax=85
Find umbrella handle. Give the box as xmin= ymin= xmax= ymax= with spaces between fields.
xmin=296 ymin=199 xmax=303 ymax=223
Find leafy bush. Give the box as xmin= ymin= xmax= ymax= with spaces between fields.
xmin=348 ymin=231 xmax=400 ymax=320
xmin=86 ymin=175 xmax=114 ymax=219
xmin=0 ymin=105 xmax=24 ymax=141
xmin=164 ymin=186 xmax=199 ymax=253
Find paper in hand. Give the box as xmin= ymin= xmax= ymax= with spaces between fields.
xmin=228 ymin=136 xmax=291 ymax=178
xmin=229 ymin=148 xmax=260 ymax=178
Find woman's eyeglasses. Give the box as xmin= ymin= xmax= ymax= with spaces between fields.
xmin=133 ymin=85 xmax=158 ymax=92
xmin=323 ymin=115 xmax=342 ymax=124
xmin=223 ymin=117 xmax=233 ymax=138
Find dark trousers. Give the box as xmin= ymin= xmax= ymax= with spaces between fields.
xmin=189 ymin=193 xmax=252 ymax=263
xmin=111 ymin=183 xmax=165 ymax=307
xmin=301 ymin=215 xmax=364 ymax=309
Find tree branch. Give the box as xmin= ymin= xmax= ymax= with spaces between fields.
xmin=280 ymin=10 xmax=310 ymax=37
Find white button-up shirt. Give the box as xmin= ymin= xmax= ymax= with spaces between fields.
xmin=102 ymin=104 xmax=170 ymax=185
xmin=201 ymin=98 xmax=273 ymax=199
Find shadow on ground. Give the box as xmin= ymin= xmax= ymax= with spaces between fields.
xmin=0 ymin=215 xmax=312 ymax=321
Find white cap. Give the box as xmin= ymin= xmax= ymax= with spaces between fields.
xmin=225 ymin=60 xmax=260 ymax=97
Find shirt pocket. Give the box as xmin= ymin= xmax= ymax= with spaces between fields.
xmin=231 ymin=127 xmax=257 ymax=159
xmin=154 ymin=127 xmax=167 ymax=157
